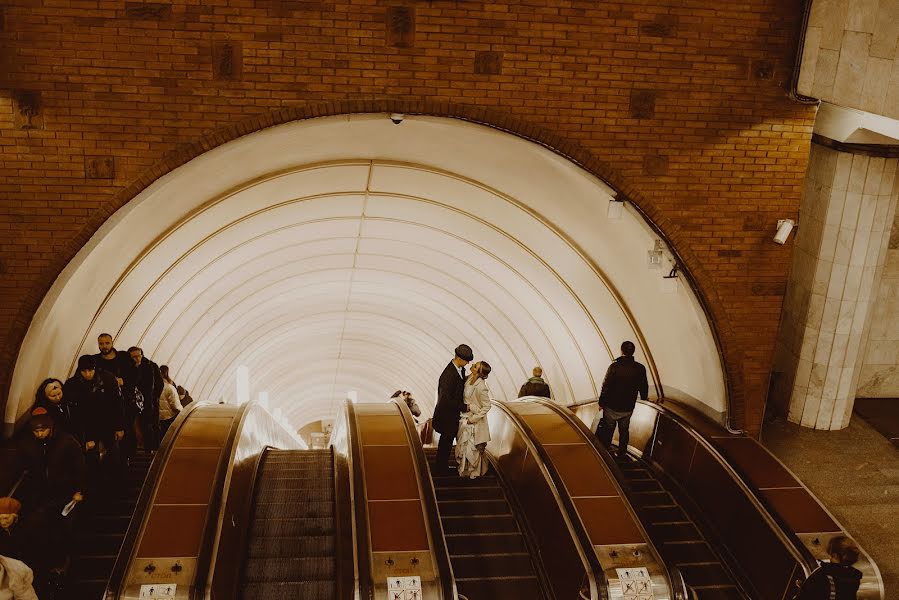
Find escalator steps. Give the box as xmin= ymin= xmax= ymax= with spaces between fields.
xmin=618 ymin=456 xmax=747 ymax=600
xmin=242 ymin=557 xmax=335 ymax=581
xmin=252 ymin=500 xmax=333 ymax=519
xmin=250 ymin=516 xmax=335 ymax=538
xmin=239 ymin=449 xmax=337 ymax=600
xmin=241 ymin=580 xmax=336 ymax=600
xmin=425 ymin=448 xmax=546 ymax=600
xmin=248 ymin=535 xmax=334 ymax=558
xmin=444 ymin=532 xmax=528 ymax=555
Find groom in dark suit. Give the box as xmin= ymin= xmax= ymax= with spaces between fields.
xmin=432 ymin=344 xmax=473 ymax=475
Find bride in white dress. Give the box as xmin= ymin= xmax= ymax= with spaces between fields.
xmin=456 ymin=361 xmax=493 ymax=479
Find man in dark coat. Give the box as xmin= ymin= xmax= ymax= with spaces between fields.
xmin=63 ymin=355 xmax=126 ymax=461
xmin=595 ymin=341 xmax=648 ymax=460
xmin=95 ymin=334 xmax=143 ymax=460
xmin=124 ymin=346 xmax=163 ymax=451
xmin=14 ymin=409 xmax=86 ymax=596
xmin=518 ymin=366 xmax=551 ymax=399
xmin=432 ymin=344 xmax=473 ymax=475
xmin=93 ymin=333 xmax=132 ymax=387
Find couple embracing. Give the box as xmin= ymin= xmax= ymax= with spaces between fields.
xmin=432 ymin=344 xmax=493 ymax=479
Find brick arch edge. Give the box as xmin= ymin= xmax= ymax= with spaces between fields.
xmin=4 ymin=97 xmax=744 ymax=430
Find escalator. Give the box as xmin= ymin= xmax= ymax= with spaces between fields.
xmin=617 ymin=455 xmax=746 ymax=600
xmin=68 ymin=451 xmax=153 ymax=599
xmin=424 ymin=448 xmax=547 ymax=600
xmin=238 ymin=448 xmax=337 ymax=600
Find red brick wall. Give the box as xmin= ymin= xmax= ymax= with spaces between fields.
xmin=0 ymin=1 xmax=816 ymax=434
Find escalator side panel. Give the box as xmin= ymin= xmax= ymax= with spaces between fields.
xmin=486 ymin=404 xmax=594 ymax=600
xmin=207 ymin=402 xmax=306 ymax=600
xmin=109 ymin=403 xmax=245 ymax=600
xmin=352 ymin=403 xmax=447 ymax=600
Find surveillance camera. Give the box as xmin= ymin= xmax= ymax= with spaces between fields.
xmin=389 ymin=113 xmax=405 ymax=125
xmin=773 ymin=219 xmax=795 ymax=245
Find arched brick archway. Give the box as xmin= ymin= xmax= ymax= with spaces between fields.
xmin=4 ymin=99 xmax=743 ymax=432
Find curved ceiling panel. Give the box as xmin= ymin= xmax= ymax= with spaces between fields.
xmin=7 ymin=115 xmax=728 ymax=433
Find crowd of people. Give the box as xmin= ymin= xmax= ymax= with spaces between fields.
xmin=0 ymin=333 xmax=192 ymax=599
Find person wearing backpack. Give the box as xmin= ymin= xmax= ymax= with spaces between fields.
xmin=796 ymin=535 xmax=863 ymax=599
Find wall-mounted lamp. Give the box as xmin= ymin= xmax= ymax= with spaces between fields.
xmin=773 ymin=219 xmax=796 ymax=245
xmin=607 ymin=197 xmax=625 ymax=220
xmin=647 ymin=239 xmax=664 ymax=268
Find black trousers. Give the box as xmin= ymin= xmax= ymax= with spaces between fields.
xmin=435 ymin=422 xmax=459 ymax=471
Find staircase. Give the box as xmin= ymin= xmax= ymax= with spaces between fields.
xmin=424 ymin=448 xmax=546 ymax=600
xmin=239 ymin=448 xmax=337 ymax=600
xmin=68 ymin=451 xmax=153 ymax=599
xmin=617 ymin=456 xmax=747 ymax=600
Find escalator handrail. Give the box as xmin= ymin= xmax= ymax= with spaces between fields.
xmin=391 ymin=399 xmax=457 ymax=600
xmin=528 ymin=399 xmax=674 ymax=597
xmin=345 ymin=401 xmax=373 ymax=600
xmin=105 ymin=399 xmax=214 ymax=599
xmin=568 ymin=398 xmax=819 ymax=577
xmin=490 ymin=400 xmax=607 ymax=600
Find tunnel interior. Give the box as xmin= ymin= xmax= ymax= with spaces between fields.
xmin=6 ymin=114 xmax=726 ymax=432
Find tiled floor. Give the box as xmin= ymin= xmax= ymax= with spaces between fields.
xmin=854 ymin=398 xmax=899 ymax=449
xmin=762 ymin=415 xmax=899 ymax=597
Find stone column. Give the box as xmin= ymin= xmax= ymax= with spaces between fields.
xmin=773 ymin=142 xmax=899 ymax=430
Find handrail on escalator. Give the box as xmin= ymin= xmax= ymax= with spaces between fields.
xmin=565 ymin=398 xmax=819 ymax=578
xmin=105 ymin=400 xmax=211 ymax=599
xmin=391 ymin=398 xmax=456 ymax=600
xmin=343 ymin=401 xmax=373 ymax=600
xmin=490 ymin=400 xmax=607 ymax=600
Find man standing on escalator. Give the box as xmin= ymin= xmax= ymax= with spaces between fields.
xmin=432 ymin=344 xmax=473 ymax=476
xmin=124 ymin=347 xmax=164 ymax=452
xmin=595 ymin=341 xmax=648 ymax=460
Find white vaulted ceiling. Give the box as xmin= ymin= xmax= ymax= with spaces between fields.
xmin=6 ymin=115 xmax=727 ymax=431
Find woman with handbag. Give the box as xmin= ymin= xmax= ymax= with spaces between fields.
xmin=456 ymin=361 xmax=493 ymax=479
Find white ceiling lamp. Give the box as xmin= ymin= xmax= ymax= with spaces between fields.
xmin=236 ymin=365 xmax=250 ymax=404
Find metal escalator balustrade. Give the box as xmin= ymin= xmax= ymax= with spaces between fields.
xmin=489 ymin=399 xmax=677 ymax=600
xmin=239 ymin=448 xmax=337 ymax=599
xmin=568 ymin=398 xmax=885 ymax=600
xmin=353 ymin=400 xmax=454 ymax=600
xmin=424 ymin=447 xmax=546 ymax=600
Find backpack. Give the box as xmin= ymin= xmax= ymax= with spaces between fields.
xmin=123 ymin=385 xmax=144 ymax=414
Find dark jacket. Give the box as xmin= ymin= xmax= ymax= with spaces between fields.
xmin=518 ymin=377 xmax=551 ymax=399
xmin=599 ymin=355 xmax=648 ymax=412
xmin=63 ymin=370 xmax=126 ymax=443
xmin=30 ymin=397 xmax=77 ymax=439
xmin=796 ymin=562 xmax=862 ymax=599
xmin=15 ymin=430 xmax=86 ymax=511
xmin=93 ymin=349 xmax=132 ymax=382
xmin=432 ymin=361 xmax=465 ymax=434
xmin=124 ymin=358 xmax=163 ymax=415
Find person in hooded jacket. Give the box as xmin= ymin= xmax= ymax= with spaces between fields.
xmin=30 ymin=379 xmax=77 ymax=440
xmin=15 ymin=408 xmax=85 ymax=515
xmin=796 ymin=535 xmax=863 ymax=599
xmin=14 ymin=408 xmax=85 ymax=595
xmin=63 ymin=355 xmax=126 ymax=475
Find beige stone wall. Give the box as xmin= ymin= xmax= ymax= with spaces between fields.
xmin=858 ymin=216 xmax=899 ymax=396
xmin=774 ymin=145 xmax=898 ymax=429
xmin=798 ymin=0 xmax=899 ymax=119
